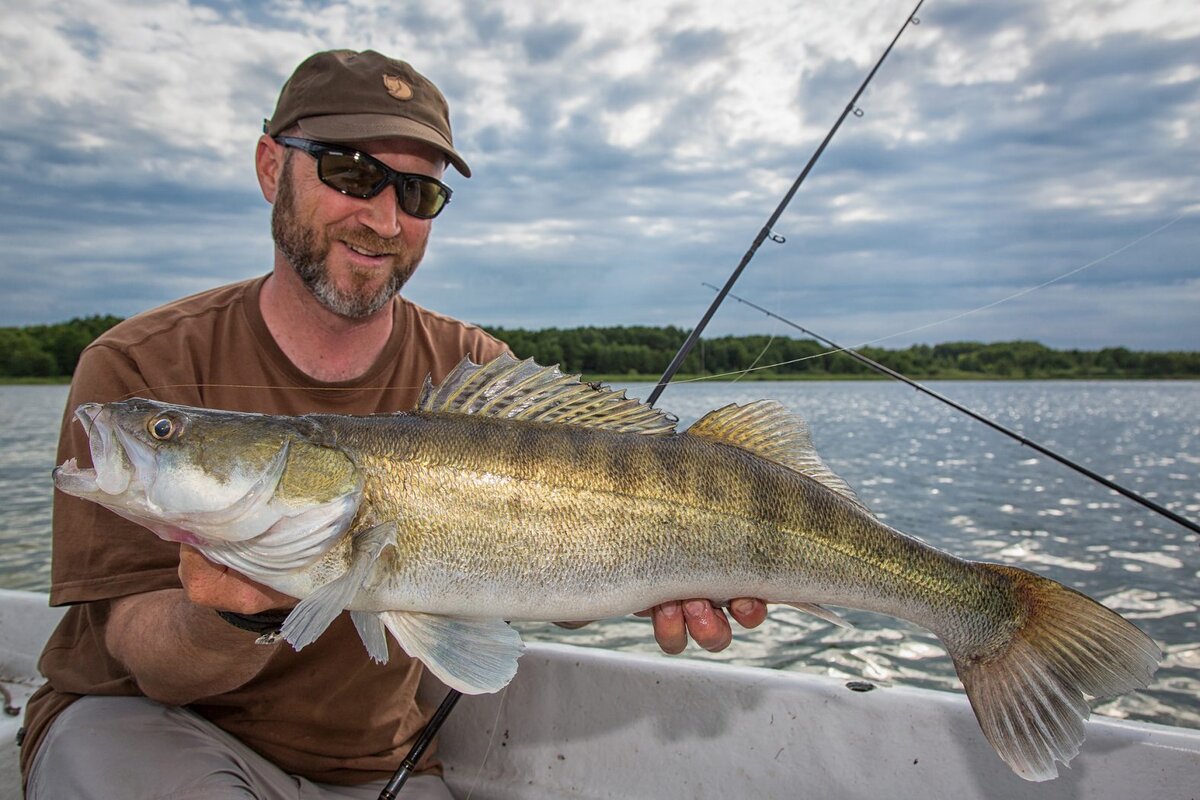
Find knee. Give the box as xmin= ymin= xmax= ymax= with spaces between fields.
xmin=25 ymin=705 xmax=114 ymax=798
xmin=26 ymin=696 xmax=254 ymax=799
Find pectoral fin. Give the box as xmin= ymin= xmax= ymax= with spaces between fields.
xmin=380 ymin=611 xmax=523 ymax=695
xmin=280 ymin=522 xmax=396 ymax=652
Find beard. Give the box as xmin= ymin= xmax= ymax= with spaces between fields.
xmin=271 ymin=158 xmax=427 ymax=319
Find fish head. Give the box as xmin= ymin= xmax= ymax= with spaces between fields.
xmin=54 ymin=399 xmax=362 ymax=555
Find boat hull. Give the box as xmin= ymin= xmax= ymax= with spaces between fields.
xmin=431 ymin=639 xmax=1200 ymax=799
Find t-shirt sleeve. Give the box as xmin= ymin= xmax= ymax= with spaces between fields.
xmin=49 ymin=343 xmax=183 ymax=605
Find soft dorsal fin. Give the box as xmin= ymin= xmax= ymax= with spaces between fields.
xmin=418 ymin=354 xmax=677 ymax=435
xmin=685 ymin=401 xmax=872 ymax=512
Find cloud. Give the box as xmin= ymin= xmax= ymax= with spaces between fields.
xmin=0 ymin=0 xmax=1197 ymax=352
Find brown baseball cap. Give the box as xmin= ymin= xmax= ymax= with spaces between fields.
xmin=265 ymin=49 xmax=471 ymax=177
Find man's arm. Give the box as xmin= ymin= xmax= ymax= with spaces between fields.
xmin=105 ymin=546 xmax=296 ymax=705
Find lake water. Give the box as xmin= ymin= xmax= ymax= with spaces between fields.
xmin=1 ymin=381 xmax=1197 ymax=729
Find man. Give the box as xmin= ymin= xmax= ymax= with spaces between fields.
xmin=21 ymin=49 xmax=767 ymax=798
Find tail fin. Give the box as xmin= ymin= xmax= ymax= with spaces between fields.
xmin=948 ymin=564 xmax=1160 ymax=781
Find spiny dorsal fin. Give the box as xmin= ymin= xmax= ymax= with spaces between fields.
xmin=685 ymin=401 xmax=872 ymax=512
xmin=419 ymin=354 xmax=677 ymax=435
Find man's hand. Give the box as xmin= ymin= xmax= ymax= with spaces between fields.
xmin=178 ymin=544 xmax=295 ymax=614
xmin=640 ymin=598 xmax=768 ymax=654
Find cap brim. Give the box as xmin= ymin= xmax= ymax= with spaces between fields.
xmin=296 ymin=114 xmax=471 ymax=177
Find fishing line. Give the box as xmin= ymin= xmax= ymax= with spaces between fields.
xmin=666 ymin=336 xmax=833 ymax=383
xmin=462 ymin=684 xmax=510 ymax=800
xmin=133 ymin=203 xmax=1180 ymax=402
xmin=646 ymin=0 xmax=925 ymax=406
xmin=679 ymin=210 xmax=1194 ymax=383
xmin=709 ymin=285 xmax=1200 ymax=537
xmin=123 ymin=382 xmax=431 ymax=401
xmin=848 ymin=211 xmax=1190 ymax=350
xmin=110 ymin=210 xmax=1192 ymax=402
xmin=732 ymin=333 xmax=779 ymax=383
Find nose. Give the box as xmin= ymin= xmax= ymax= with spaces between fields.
xmin=355 ymin=183 xmax=405 ymax=239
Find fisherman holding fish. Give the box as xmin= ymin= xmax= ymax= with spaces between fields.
xmin=20 ymin=50 xmax=768 ymax=798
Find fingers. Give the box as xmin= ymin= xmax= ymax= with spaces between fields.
xmin=646 ymin=597 xmax=769 ymax=654
xmin=650 ymin=601 xmax=688 ymax=654
xmin=178 ymin=545 xmax=294 ymax=613
xmin=649 ymin=599 xmax=732 ymax=654
xmin=682 ymin=599 xmax=733 ymax=652
xmin=728 ymin=597 xmax=768 ymax=629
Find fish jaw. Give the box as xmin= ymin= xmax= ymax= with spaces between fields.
xmin=52 ymin=456 xmax=99 ymax=498
xmin=61 ymin=401 xmax=162 ymax=508
xmin=58 ymin=399 xmax=292 ymax=535
xmin=75 ymin=403 xmax=135 ymax=495
xmin=53 ymin=456 xmax=212 ymax=546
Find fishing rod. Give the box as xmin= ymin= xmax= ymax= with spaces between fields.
xmin=647 ymin=0 xmax=924 ymax=406
xmin=380 ymin=5 xmax=925 ymax=795
xmin=706 ymin=282 xmax=1200 ymax=537
xmin=378 ymin=689 xmax=462 ymax=799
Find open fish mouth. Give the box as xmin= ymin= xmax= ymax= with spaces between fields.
xmin=51 ymin=455 xmax=101 ymax=497
xmin=52 ymin=404 xmax=141 ymax=498
xmin=52 ymin=457 xmax=204 ymax=547
xmin=59 ymin=402 xmax=163 ymax=496
xmin=73 ymin=403 xmax=133 ymax=494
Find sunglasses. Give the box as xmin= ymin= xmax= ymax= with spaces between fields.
xmin=274 ymin=136 xmax=452 ymax=220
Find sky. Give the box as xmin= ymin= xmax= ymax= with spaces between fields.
xmin=1 ymin=0 xmax=1197 ymax=351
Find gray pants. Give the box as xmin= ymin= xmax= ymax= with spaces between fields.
xmin=26 ymin=695 xmax=454 ymax=800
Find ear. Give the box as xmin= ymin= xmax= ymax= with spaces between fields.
xmin=256 ymin=135 xmax=286 ymax=204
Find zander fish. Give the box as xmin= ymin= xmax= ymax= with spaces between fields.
xmin=53 ymin=354 xmax=1160 ymax=781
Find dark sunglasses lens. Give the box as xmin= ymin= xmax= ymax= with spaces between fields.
xmin=311 ymin=146 xmax=448 ymax=218
xmin=317 ymin=152 xmax=386 ymax=198
xmin=400 ymin=178 xmax=448 ymax=219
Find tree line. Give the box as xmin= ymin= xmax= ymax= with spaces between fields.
xmin=487 ymin=327 xmax=1200 ymax=379
xmin=1 ymin=316 xmax=125 ymax=379
xmin=3 ymin=317 xmax=1199 ymax=380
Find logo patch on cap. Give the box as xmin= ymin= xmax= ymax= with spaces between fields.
xmin=383 ymin=74 xmax=414 ymax=101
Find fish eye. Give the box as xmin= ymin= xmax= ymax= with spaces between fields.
xmin=149 ymin=416 xmax=175 ymax=440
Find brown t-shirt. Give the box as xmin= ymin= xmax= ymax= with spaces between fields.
xmin=20 ymin=275 xmax=507 ymax=785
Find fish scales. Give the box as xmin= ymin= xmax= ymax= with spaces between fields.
xmin=315 ymin=410 xmax=1010 ymax=630
xmin=52 ymin=354 xmax=1161 ymax=782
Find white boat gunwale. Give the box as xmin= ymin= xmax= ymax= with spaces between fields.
xmin=3 ymin=588 xmax=1199 ymax=799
